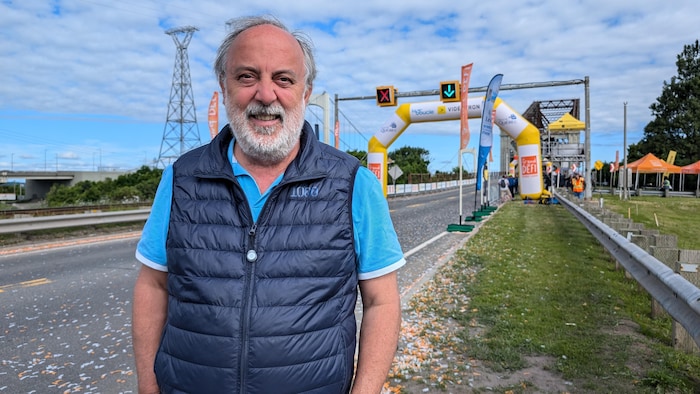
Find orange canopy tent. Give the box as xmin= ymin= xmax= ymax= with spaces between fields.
xmin=681 ymin=160 xmax=700 ymax=191
xmin=626 ymin=153 xmax=682 ymax=173
xmin=625 ymin=153 xmax=682 ymax=190
xmin=681 ymin=160 xmax=700 ymax=174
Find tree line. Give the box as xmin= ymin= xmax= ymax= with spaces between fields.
xmin=628 ymin=39 xmax=700 ymax=165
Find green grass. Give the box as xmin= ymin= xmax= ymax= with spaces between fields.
xmin=398 ymin=202 xmax=700 ymax=393
xmin=597 ymin=195 xmax=700 ymax=249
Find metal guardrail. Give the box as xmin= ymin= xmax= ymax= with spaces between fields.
xmin=554 ymin=190 xmax=700 ymax=347
xmin=0 ymin=209 xmax=150 ymax=234
xmin=0 ymin=203 xmax=151 ymax=220
xmin=591 ymin=188 xmax=699 ymax=198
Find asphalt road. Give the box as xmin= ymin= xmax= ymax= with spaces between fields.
xmin=0 ymin=185 xmax=483 ymax=393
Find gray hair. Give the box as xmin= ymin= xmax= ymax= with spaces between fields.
xmin=214 ymin=15 xmax=316 ymax=89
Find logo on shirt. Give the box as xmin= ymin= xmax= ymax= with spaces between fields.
xmin=290 ymin=185 xmax=320 ymax=199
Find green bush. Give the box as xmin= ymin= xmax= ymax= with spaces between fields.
xmin=45 ymin=165 xmax=163 ymax=207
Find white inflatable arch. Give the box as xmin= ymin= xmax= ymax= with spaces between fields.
xmin=367 ymin=96 xmax=544 ymax=200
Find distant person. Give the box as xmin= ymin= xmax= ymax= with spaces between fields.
xmin=499 ymin=175 xmax=512 ymax=202
xmin=482 ymin=164 xmax=489 ymax=200
xmin=131 ymin=15 xmax=405 ymax=394
xmin=543 ymin=171 xmax=552 ymax=191
xmin=662 ymin=177 xmax=671 ymax=191
xmin=572 ymin=172 xmax=585 ymax=199
xmin=661 ymin=177 xmax=671 ymax=197
xmin=508 ymin=175 xmax=517 ymax=197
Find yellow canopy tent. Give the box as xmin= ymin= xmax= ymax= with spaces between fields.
xmin=547 ymin=113 xmax=585 ymax=131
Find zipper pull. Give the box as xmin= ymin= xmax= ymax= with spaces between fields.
xmin=246 ymin=224 xmax=258 ymax=263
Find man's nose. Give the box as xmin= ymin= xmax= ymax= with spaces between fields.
xmin=254 ymin=80 xmax=277 ymax=105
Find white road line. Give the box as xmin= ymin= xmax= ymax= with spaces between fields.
xmin=403 ymin=231 xmax=449 ymax=258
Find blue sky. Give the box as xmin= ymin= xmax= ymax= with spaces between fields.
xmin=0 ymin=0 xmax=697 ymax=174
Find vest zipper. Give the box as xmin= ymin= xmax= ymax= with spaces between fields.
xmin=240 ymin=223 xmax=258 ymax=391
xmin=236 ymin=175 xmax=322 ymax=390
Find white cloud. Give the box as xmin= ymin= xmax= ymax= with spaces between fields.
xmin=0 ymin=0 xmax=698 ymax=172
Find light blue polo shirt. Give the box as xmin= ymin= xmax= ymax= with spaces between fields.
xmin=135 ymin=141 xmax=405 ymax=280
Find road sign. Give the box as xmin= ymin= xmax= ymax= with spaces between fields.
xmin=376 ymin=86 xmax=397 ymax=107
xmin=388 ymin=165 xmax=403 ymax=181
xmin=439 ymin=80 xmax=460 ymax=102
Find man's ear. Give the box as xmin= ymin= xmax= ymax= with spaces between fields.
xmin=219 ymin=79 xmax=226 ymax=105
xmin=303 ymin=84 xmax=313 ymax=105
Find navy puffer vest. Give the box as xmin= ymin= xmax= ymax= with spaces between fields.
xmin=154 ymin=122 xmax=361 ymax=393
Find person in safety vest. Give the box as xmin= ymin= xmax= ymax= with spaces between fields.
xmin=572 ymin=172 xmax=585 ymax=199
xmin=132 ymin=15 xmax=405 ymax=394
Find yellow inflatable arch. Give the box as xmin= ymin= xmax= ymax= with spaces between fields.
xmin=367 ymin=97 xmax=544 ymax=200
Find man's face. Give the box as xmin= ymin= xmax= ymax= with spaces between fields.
xmin=220 ymin=24 xmax=312 ymax=165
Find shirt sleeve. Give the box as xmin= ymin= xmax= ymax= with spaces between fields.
xmin=353 ymin=166 xmax=406 ymax=280
xmin=135 ymin=166 xmax=173 ymax=272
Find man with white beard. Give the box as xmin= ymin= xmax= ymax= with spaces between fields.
xmin=132 ymin=15 xmax=405 ymax=394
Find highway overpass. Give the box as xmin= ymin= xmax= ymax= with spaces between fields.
xmin=0 ymin=170 xmax=128 ymax=201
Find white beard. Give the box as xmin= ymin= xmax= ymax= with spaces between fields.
xmin=227 ymin=99 xmax=306 ymax=165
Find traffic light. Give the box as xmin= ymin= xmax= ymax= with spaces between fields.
xmin=439 ymin=80 xmax=460 ymax=102
xmin=376 ymin=86 xmax=397 ymax=107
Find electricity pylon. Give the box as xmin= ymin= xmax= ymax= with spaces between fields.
xmin=158 ymin=26 xmax=201 ymax=167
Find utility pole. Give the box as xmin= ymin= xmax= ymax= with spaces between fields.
xmin=584 ymin=76 xmax=591 ymax=200
xmin=158 ymin=26 xmax=201 ymax=168
xmin=623 ymin=102 xmax=629 ymax=200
